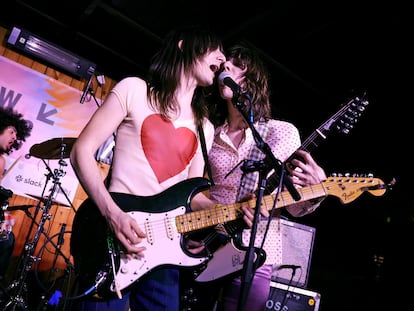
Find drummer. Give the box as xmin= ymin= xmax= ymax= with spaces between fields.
xmin=0 ymin=107 xmax=32 ymax=285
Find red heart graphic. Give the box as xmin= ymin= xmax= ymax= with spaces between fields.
xmin=142 ymin=114 xmax=197 ymax=183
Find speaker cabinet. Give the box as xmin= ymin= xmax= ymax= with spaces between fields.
xmin=271 ymin=218 xmax=316 ymax=288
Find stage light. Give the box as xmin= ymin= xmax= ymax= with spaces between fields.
xmin=7 ymin=26 xmax=96 ymax=79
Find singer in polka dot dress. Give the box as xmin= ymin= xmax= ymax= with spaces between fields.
xmin=196 ymin=42 xmax=327 ymax=311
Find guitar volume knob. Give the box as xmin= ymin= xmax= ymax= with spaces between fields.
xmin=120 ymin=265 xmax=129 ymax=274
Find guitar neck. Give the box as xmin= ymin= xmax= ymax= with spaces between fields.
xmin=296 ymin=96 xmax=361 ymax=155
xmin=176 ymin=174 xmax=386 ymax=235
xmin=176 ymin=183 xmax=327 ymax=234
xmin=263 ymin=119 xmax=333 ymax=194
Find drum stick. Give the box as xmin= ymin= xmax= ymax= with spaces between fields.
xmin=3 ymin=155 xmax=22 ymax=179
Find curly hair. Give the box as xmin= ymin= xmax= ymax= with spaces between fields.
xmin=0 ymin=107 xmax=33 ymax=155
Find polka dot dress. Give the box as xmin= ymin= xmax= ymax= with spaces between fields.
xmin=209 ymin=119 xmax=301 ymax=266
xmin=242 ymin=218 xmax=283 ymax=265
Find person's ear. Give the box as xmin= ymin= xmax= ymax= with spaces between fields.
xmin=178 ymin=39 xmax=183 ymax=50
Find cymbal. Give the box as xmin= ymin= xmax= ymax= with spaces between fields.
xmin=30 ymin=137 xmax=76 ymax=159
xmin=7 ymin=204 xmax=36 ymax=211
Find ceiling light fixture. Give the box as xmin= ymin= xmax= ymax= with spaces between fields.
xmin=7 ymin=26 xmax=96 ymax=79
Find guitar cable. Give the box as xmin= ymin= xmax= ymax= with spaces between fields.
xmin=44 ymin=269 xmax=109 ymax=309
xmin=108 ymin=238 xmax=122 ymax=299
xmin=278 ymin=267 xmax=302 ymax=309
xmin=46 ymin=234 xmax=117 ymax=305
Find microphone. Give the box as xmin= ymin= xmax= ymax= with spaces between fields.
xmin=6 ymin=204 xmax=35 ymax=212
xmin=218 ymin=72 xmax=251 ymax=100
xmin=57 ymin=223 xmax=66 ymax=248
xmin=277 ymin=264 xmax=301 ymax=270
xmin=80 ymin=74 xmax=94 ymax=104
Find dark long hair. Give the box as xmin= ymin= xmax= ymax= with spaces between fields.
xmin=0 ymin=107 xmax=33 ymax=155
xmin=147 ymin=25 xmax=223 ymax=125
xmin=209 ymin=41 xmax=272 ymax=126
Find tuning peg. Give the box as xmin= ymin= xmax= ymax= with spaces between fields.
xmin=330 ymin=173 xmax=345 ymax=177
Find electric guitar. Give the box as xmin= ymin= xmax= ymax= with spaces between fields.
xmin=189 ymin=94 xmax=370 ymax=284
xmin=70 ymin=174 xmax=389 ymax=298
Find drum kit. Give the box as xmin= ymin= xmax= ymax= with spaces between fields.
xmin=1 ymin=137 xmax=78 ymax=311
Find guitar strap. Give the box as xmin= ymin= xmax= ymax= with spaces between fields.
xmin=198 ymin=123 xmax=214 ymax=186
xmin=237 ymin=121 xmax=269 ymax=201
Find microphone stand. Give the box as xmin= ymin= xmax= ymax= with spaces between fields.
xmin=232 ymin=96 xmax=301 ymax=311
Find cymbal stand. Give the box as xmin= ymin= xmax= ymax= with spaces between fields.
xmin=40 ymin=157 xmax=77 ymax=214
xmin=1 ymin=157 xmax=69 ymax=310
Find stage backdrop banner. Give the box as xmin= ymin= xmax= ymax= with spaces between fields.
xmin=0 ymin=55 xmax=98 ymax=205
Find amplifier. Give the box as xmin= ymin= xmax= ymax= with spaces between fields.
xmin=271 ymin=218 xmax=316 ymax=288
xmin=265 ymin=281 xmax=321 ymax=311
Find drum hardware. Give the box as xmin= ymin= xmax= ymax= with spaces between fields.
xmin=34 ymin=224 xmax=74 ymax=286
xmin=33 ymin=225 xmax=76 ymax=311
xmin=29 ymin=137 xmax=77 ymax=213
xmin=36 ymin=156 xmax=77 ymax=213
xmin=0 ymin=188 xmax=14 ymax=304
xmin=0 ymin=186 xmax=13 ymax=203
xmin=0 ymin=187 xmax=13 ymax=241
xmin=1 ymin=138 xmax=75 ymax=310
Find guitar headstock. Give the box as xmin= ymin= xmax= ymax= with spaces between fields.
xmin=325 ymin=173 xmax=392 ymax=204
xmin=266 ymin=93 xmax=370 ymax=196
xmin=329 ymin=93 xmax=369 ymax=135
